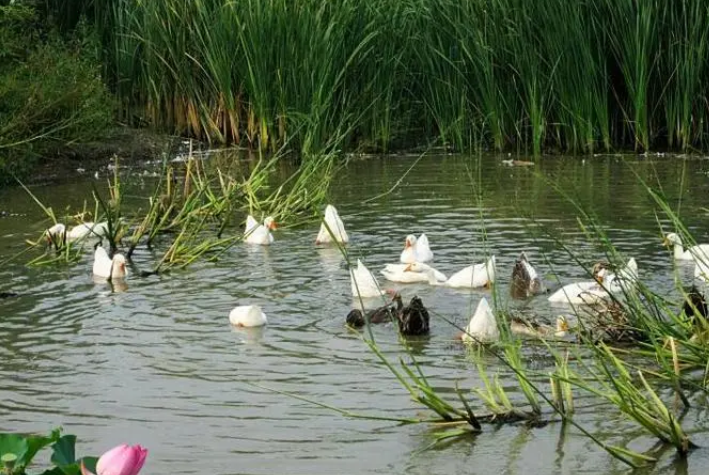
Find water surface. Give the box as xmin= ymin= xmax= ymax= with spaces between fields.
xmin=2 ymin=153 xmax=709 ymax=474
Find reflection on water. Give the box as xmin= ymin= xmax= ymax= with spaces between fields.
xmin=1 ymin=154 xmax=709 ymax=474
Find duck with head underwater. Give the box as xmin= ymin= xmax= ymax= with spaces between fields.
xmin=346 ymin=290 xmax=403 ymax=328
xmin=510 ymin=252 xmax=545 ymax=299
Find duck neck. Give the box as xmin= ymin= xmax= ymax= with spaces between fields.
xmin=674 ymin=242 xmax=686 ymax=259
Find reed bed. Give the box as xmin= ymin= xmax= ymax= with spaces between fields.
xmin=40 ymin=0 xmax=709 ymax=155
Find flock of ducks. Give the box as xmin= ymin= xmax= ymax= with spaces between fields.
xmin=43 ymin=206 xmax=709 ymax=342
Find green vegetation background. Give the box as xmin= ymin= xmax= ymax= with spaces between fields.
xmin=3 ymin=0 xmax=709 ymax=183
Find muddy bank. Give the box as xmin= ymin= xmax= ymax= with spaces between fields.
xmin=29 ymin=126 xmax=184 ymax=185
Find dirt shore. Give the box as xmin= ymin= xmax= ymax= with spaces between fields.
xmin=31 ymin=126 xmax=183 ymax=184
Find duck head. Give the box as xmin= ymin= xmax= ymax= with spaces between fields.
xmin=592 ymin=262 xmax=613 ymax=283
xmin=112 ymin=253 xmax=128 ymax=277
xmin=385 ymin=289 xmax=404 ymax=309
xmin=264 ymin=216 xmax=277 ymax=230
xmin=346 ymin=309 xmax=365 ymax=327
xmin=555 ymin=316 xmax=570 ymax=334
xmin=594 ymin=267 xmax=609 ymax=285
xmin=404 ymin=234 xmax=417 ymax=249
xmin=404 ymin=262 xmax=438 ymax=285
xmin=663 ymin=232 xmax=681 ymax=247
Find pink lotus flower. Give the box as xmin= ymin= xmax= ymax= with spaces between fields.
xmin=81 ymin=444 xmax=148 ymax=475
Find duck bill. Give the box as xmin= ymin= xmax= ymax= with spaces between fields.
xmin=661 ymin=238 xmax=669 ymax=247
xmin=484 ymin=281 xmax=492 ymax=290
xmin=269 ymin=221 xmax=278 ymax=230
xmin=404 ymin=264 xmax=413 ymax=272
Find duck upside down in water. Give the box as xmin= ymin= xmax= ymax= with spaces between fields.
xmin=461 ymin=297 xmax=498 ymax=343
xmin=346 ymin=291 xmax=403 ymax=328
xmin=397 ymin=296 xmax=430 ymax=336
xmin=510 ymin=252 xmax=545 ymax=299
xmin=315 ymin=204 xmax=348 ymax=244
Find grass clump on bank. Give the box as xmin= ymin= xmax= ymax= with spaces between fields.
xmin=0 ymin=3 xmax=113 ymax=184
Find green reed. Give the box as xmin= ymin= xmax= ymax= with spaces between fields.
xmin=40 ymin=0 xmax=709 ymax=154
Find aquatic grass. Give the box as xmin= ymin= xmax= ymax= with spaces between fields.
xmin=474 ymin=354 xmax=538 ymax=422
xmin=574 ymin=343 xmax=694 ymax=455
xmin=549 ymin=350 xmax=574 ymax=417
xmin=41 ymin=0 xmax=709 ymax=154
xmin=91 ymin=160 xmax=127 ymax=255
xmin=16 ymin=178 xmax=87 ymax=265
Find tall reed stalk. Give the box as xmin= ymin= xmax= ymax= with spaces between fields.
xmin=39 ymin=0 xmax=704 ymax=155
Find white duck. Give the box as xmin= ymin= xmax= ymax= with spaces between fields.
xmin=416 ymin=233 xmax=434 ymax=262
xmin=92 ymin=246 xmax=128 ymax=279
xmin=399 ymin=234 xmax=433 ymax=263
xmin=244 ymin=215 xmax=276 ymax=245
xmin=462 ymin=297 xmax=499 ymax=343
xmin=695 ymin=259 xmax=709 ymax=282
xmin=664 ymin=233 xmax=709 ymax=261
xmin=68 ymin=221 xmax=110 ymax=240
xmin=315 ymin=205 xmax=349 ymax=244
xmin=45 ymin=222 xmax=110 ymax=243
xmin=446 ymin=256 xmax=496 ymax=288
xmin=408 ymin=257 xmax=496 ymax=288
xmin=380 ymin=262 xmax=447 ymax=283
xmin=548 ymin=258 xmax=638 ymax=305
xmin=548 ymin=281 xmax=603 ymax=305
xmin=229 ymin=304 xmax=268 ymax=327
xmin=598 ymin=258 xmax=638 ymax=294
xmin=350 ymin=259 xmax=385 ymax=298
xmin=45 ymin=223 xmax=66 ymax=244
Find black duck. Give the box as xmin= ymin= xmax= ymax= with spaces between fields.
xmin=397 ymin=296 xmax=430 ymax=335
xmin=346 ymin=292 xmax=403 ymax=328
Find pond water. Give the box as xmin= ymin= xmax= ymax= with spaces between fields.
xmin=2 ymin=153 xmax=709 ymax=474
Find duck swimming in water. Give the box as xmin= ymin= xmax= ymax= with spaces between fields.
xmin=244 ymin=215 xmax=276 ymax=245
xmin=664 ymin=232 xmax=709 ymax=261
xmin=510 ymin=314 xmax=569 ymax=339
xmin=381 ymin=262 xmax=447 ymax=283
xmin=346 ymin=291 xmax=403 ymax=327
xmin=92 ymin=245 xmax=128 ymax=280
xmin=408 ymin=256 xmax=496 ymax=289
xmin=229 ymin=304 xmax=268 ymax=327
xmin=397 ymin=296 xmax=430 ymax=335
xmin=510 ymin=252 xmax=545 ymax=299
xmin=399 ymin=234 xmax=434 ymax=264
xmin=547 ymin=259 xmax=637 ymax=305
